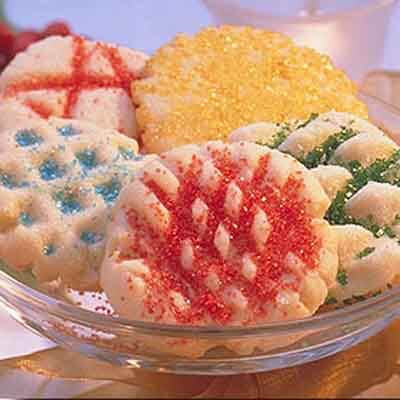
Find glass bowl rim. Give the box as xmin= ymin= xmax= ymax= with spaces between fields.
xmin=1 ymin=91 xmax=400 ymax=340
xmin=203 ymin=0 xmax=399 ymax=25
xmin=2 ymin=269 xmax=400 ymax=339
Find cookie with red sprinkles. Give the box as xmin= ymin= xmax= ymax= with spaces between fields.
xmin=101 ymin=141 xmax=338 ymax=325
xmin=0 ymin=35 xmax=148 ymax=138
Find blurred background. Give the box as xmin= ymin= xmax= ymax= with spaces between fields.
xmin=4 ymin=0 xmax=400 ymax=80
xmin=5 ymin=0 xmax=400 ymax=107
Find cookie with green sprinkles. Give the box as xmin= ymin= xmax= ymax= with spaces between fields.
xmin=329 ymin=224 xmax=400 ymax=302
xmin=0 ymin=116 xmax=152 ymax=289
xmin=230 ymin=110 xmax=400 ymax=304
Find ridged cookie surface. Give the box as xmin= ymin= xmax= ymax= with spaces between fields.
xmin=101 ymin=141 xmax=337 ymax=325
xmin=0 ymin=116 xmax=151 ymax=289
xmin=230 ymin=111 xmax=400 ymax=302
xmin=0 ymin=36 xmax=148 ymax=138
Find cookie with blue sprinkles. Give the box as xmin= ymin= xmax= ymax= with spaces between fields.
xmin=0 ymin=116 xmax=152 ymax=289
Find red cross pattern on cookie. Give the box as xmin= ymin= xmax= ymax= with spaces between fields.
xmin=0 ymin=36 xmax=148 ymax=137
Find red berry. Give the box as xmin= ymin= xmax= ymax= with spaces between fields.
xmin=42 ymin=21 xmax=71 ymax=38
xmin=11 ymin=30 xmax=41 ymax=57
xmin=0 ymin=52 xmax=9 ymax=71
xmin=0 ymin=22 xmax=14 ymax=57
xmin=0 ymin=22 xmax=13 ymax=37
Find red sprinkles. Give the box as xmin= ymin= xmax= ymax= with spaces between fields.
xmin=126 ymin=149 xmax=322 ymax=325
xmin=4 ymin=36 xmax=137 ymax=120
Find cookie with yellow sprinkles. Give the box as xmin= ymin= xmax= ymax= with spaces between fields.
xmin=133 ymin=26 xmax=368 ymax=153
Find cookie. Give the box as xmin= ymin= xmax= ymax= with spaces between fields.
xmin=0 ymin=99 xmax=43 ymax=132
xmin=229 ymin=111 xmax=385 ymax=164
xmin=229 ymin=111 xmax=392 ymax=196
xmin=133 ymin=26 xmax=368 ymax=153
xmin=277 ymin=112 xmax=384 ymax=163
xmin=230 ymin=111 xmax=400 ymax=302
xmin=0 ymin=35 xmax=148 ymax=138
xmin=329 ymin=225 xmax=400 ymax=302
xmin=0 ymin=116 xmax=151 ymax=289
xmin=332 ymin=132 xmax=398 ymax=167
xmin=345 ymin=182 xmax=400 ymax=234
xmin=310 ymin=165 xmax=352 ymax=201
xmin=101 ymin=141 xmax=337 ymax=325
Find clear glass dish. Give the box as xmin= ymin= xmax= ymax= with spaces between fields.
xmin=202 ymin=0 xmax=398 ymax=81
xmin=0 ymin=92 xmax=400 ymax=376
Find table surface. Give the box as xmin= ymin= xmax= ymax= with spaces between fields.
xmin=1 ymin=1 xmax=400 ymax=398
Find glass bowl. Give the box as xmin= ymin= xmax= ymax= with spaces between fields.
xmin=202 ymin=0 xmax=398 ymax=81
xmin=1 ymin=92 xmax=400 ymax=376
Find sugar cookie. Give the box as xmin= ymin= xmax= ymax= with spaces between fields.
xmin=0 ymin=117 xmax=151 ymax=289
xmin=0 ymin=36 xmax=148 ymax=138
xmin=101 ymin=141 xmax=337 ymax=325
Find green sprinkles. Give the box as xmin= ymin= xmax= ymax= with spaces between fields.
xmin=356 ymin=246 xmax=376 ymax=259
xmin=255 ymin=124 xmax=291 ymax=149
xmin=271 ymin=128 xmax=289 ymax=149
xmin=393 ymin=214 xmax=400 ymax=225
xmin=356 ymin=216 xmax=396 ymax=239
xmin=295 ymin=113 xmax=319 ymax=129
xmin=324 ymin=294 xmax=338 ymax=305
xmin=336 ymin=269 xmax=348 ymax=286
xmin=299 ymin=127 xmax=357 ymax=169
xmin=326 ymin=149 xmax=400 ymax=234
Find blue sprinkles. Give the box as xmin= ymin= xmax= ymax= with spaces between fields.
xmin=54 ymin=191 xmax=82 ymax=215
xmin=95 ymin=178 xmax=121 ymax=203
xmin=19 ymin=212 xmax=34 ymax=227
xmin=15 ymin=129 xmax=43 ymax=147
xmin=43 ymin=244 xmax=55 ymax=256
xmin=76 ymin=149 xmax=98 ymax=170
xmin=119 ymin=146 xmax=134 ymax=160
xmin=80 ymin=231 xmax=104 ymax=245
xmin=0 ymin=172 xmax=17 ymax=189
xmin=39 ymin=159 xmax=65 ymax=181
xmin=58 ymin=124 xmax=80 ymax=137
xmin=118 ymin=146 xmax=144 ymax=161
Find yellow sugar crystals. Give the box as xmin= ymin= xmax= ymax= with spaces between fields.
xmin=133 ymin=26 xmax=368 ymax=153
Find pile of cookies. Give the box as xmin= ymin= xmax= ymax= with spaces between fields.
xmin=0 ymin=26 xmax=397 ymax=327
